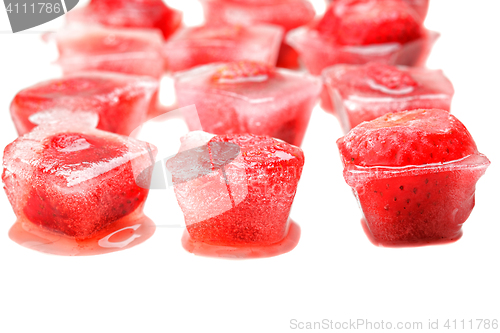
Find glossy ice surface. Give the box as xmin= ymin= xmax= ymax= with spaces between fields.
xmin=201 ymin=0 xmax=314 ymax=68
xmin=166 ymin=131 xmax=304 ymax=251
xmin=163 ymin=24 xmax=283 ymax=72
xmin=66 ymin=0 xmax=182 ymax=40
xmin=175 ymin=61 xmax=322 ymax=146
xmin=10 ymin=72 xmax=158 ymax=136
xmin=2 ymin=118 xmax=157 ymax=254
xmin=55 ymin=26 xmax=164 ymax=79
xmin=337 ymin=109 xmax=490 ymax=247
xmin=323 ymin=63 xmax=454 ymax=133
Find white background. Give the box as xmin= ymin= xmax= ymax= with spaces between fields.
xmin=1 ymin=1 xmax=499 ymax=332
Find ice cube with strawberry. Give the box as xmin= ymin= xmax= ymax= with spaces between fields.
xmin=54 ymin=26 xmax=164 ymax=79
xmin=163 ymin=24 xmax=283 ymax=72
xmin=65 ymin=0 xmax=183 ymax=40
xmin=174 ymin=61 xmax=321 ymax=146
xmin=287 ymin=0 xmax=438 ymax=75
xmin=166 ymin=131 xmax=304 ymax=251
xmin=337 ymin=109 xmax=490 ymax=247
xmin=10 ymin=71 xmax=158 ymax=136
xmin=323 ymin=62 xmax=454 ymax=133
xmin=2 ymin=118 xmax=157 ymax=242
xmin=200 ymin=0 xmax=315 ymax=69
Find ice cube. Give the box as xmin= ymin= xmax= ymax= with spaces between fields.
xmin=336 ymin=109 xmax=490 ymax=247
xmin=54 ymin=26 xmax=164 ymax=79
xmin=2 ymin=119 xmax=157 ymax=242
xmin=323 ymin=63 xmax=454 ymax=133
xmin=163 ymin=24 xmax=283 ymax=72
xmin=166 ymin=132 xmax=304 ymax=247
xmin=10 ymin=71 xmax=158 ymax=136
xmin=287 ymin=0 xmax=437 ymax=76
xmin=65 ymin=0 xmax=183 ymax=40
xmin=200 ymin=0 xmax=315 ymax=68
xmin=174 ymin=61 xmax=321 ymax=146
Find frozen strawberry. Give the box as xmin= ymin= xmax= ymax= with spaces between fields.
xmin=2 ymin=121 xmax=156 ymax=240
xmin=66 ymin=0 xmax=182 ymax=40
xmin=323 ymin=63 xmax=454 ymax=132
xmin=54 ymin=26 xmax=164 ymax=79
xmin=10 ymin=72 xmax=158 ymax=136
xmin=163 ymin=24 xmax=283 ymax=72
xmin=286 ymin=0 xmax=437 ymax=80
xmin=316 ymin=0 xmax=422 ymax=45
xmin=167 ymin=131 xmax=304 ymax=247
xmin=201 ymin=0 xmax=314 ymax=69
xmin=175 ymin=61 xmax=321 ymax=146
xmin=337 ymin=109 xmax=490 ymax=246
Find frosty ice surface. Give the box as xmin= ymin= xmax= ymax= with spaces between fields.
xmin=10 ymin=71 xmax=158 ymax=136
xmin=174 ymin=61 xmax=321 ymax=146
xmin=163 ymin=24 xmax=283 ymax=72
xmin=323 ymin=63 xmax=454 ymax=133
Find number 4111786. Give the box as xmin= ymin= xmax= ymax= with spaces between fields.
xmin=444 ymin=319 xmax=498 ymax=330
xmin=6 ymin=3 xmax=63 ymax=14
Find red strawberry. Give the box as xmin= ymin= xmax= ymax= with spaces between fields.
xmin=337 ymin=109 xmax=490 ymax=246
xmin=316 ymin=0 xmax=422 ymax=46
xmin=22 ymin=133 xmax=149 ymax=239
xmin=211 ymin=60 xmax=274 ymax=83
xmin=338 ymin=109 xmax=478 ymax=167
